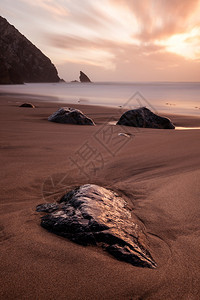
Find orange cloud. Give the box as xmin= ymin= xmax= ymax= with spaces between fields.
xmin=46 ymin=32 xmax=166 ymax=68
xmin=2 ymin=0 xmax=199 ymax=81
xmin=110 ymin=0 xmax=200 ymax=40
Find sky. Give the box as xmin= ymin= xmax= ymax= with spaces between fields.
xmin=1 ymin=0 xmax=200 ymax=82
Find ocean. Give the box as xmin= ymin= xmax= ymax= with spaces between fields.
xmin=0 ymin=81 xmax=200 ymax=116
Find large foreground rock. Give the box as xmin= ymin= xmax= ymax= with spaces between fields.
xmin=36 ymin=184 xmax=156 ymax=268
xmin=0 ymin=16 xmax=60 ymax=84
xmin=117 ymin=107 xmax=175 ymax=129
xmin=79 ymin=71 xmax=91 ymax=83
xmin=48 ymin=107 xmax=95 ymax=125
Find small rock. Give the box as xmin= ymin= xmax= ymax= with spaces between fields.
xmin=118 ymin=133 xmax=133 ymax=138
xmin=117 ymin=107 xmax=175 ymax=129
xmin=48 ymin=107 xmax=95 ymax=125
xmin=20 ymin=103 xmax=35 ymax=108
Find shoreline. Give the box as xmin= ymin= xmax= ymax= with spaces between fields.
xmin=1 ymin=80 xmax=200 ymax=117
xmin=0 ymin=95 xmax=200 ymax=299
xmin=1 ymin=94 xmax=200 ymax=128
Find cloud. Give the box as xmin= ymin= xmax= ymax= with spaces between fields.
xmin=20 ymin=0 xmax=69 ymax=17
xmin=57 ymin=46 xmax=200 ymax=82
xmin=109 ymin=0 xmax=200 ymax=40
xmin=65 ymin=1 xmax=115 ymax=31
xmin=1 ymin=0 xmax=200 ymax=81
xmin=46 ymin=34 xmax=121 ymax=50
xmin=48 ymin=27 xmax=200 ymax=81
xmin=46 ymin=31 xmax=166 ymax=70
xmin=44 ymin=0 xmax=200 ymax=66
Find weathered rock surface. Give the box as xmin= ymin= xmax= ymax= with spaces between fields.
xmin=117 ymin=107 xmax=175 ymax=129
xmin=19 ymin=103 xmax=35 ymax=108
xmin=48 ymin=107 xmax=95 ymax=125
xmin=36 ymin=203 xmax=59 ymax=213
xmin=36 ymin=184 xmax=156 ymax=268
xmin=0 ymin=16 xmax=60 ymax=84
xmin=79 ymin=71 xmax=91 ymax=83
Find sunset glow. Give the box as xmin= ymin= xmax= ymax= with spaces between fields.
xmin=156 ymin=27 xmax=200 ymax=60
xmin=0 ymin=0 xmax=200 ymax=81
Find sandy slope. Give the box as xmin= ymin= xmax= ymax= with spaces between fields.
xmin=0 ymin=96 xmax=200 ymax=299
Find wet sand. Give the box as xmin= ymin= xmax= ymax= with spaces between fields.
xmin=0 ymin=96 xmax=200 ymax=299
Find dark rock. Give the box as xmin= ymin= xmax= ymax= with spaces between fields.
xmin=0 ymin=16 xmax=60 ymax=84
xmin=79 ymin=71 xmax=91 ymax=83
xmin=19 ymin=103 xmax=35 ymax=108
xmin=117 ymin=107 xmax=175 ymax=129
xmin=48 ymin=107 xmax=95 ymax=125
xmin=70 ymin=80 xmax=79 ymax=83
xmin=36 ymin=184 xmax=156 ymax=268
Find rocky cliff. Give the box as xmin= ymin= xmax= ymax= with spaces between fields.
xmin=0 ymin=16 xmax=60 ymax=84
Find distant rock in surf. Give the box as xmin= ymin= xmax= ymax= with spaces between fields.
xmin=36 ymin=184 xmax=157 ymax=268
xmin=117 ymin=107 xmax=175 ymax=129
xmin=20 ymin=103 xmax=35 ymax=108
xmin=79 ymin=71 xmax=91 ymax=83
xmin=48 ymin=107 xmax=95 ymax=125
xmin=0 ymin=16 xmax=60 ymax=84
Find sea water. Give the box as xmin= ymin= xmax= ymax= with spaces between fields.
xmin=0 ymin=81 xmax=200 ymax=116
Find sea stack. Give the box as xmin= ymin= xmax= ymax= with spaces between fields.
xmin=0 ymin=16 xmax=60 ymax=84
xmin=79 ymin=71 xmax=91 ymax=83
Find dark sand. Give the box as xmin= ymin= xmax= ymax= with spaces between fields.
xmin=0 ymin=96 xmax=200 ymax=299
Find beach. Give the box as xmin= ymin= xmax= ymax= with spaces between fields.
xmin=0 ymin=95 xmax=200 ymax=299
